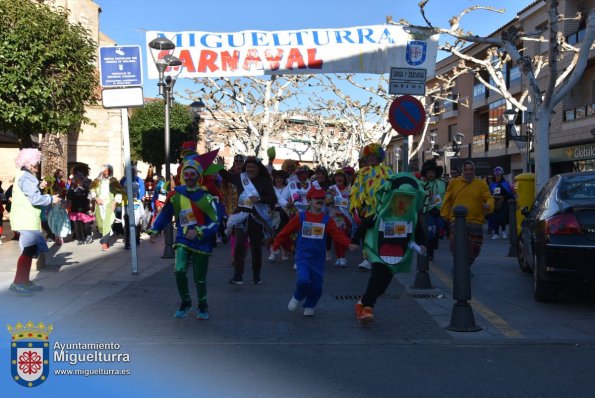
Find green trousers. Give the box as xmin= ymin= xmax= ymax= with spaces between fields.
xmin=174 ymin=247 xmax=209 ymax=309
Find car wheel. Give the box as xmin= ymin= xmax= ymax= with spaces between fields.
xmin=533 ymin=253 xmax=558 ymax=302
xmin=517 ymin=236 xmax=531 ymax=274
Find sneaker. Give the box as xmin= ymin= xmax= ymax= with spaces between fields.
xmin=25 ymin=282 xmax=44 ymax=292
xmin=174 ymin=301 xmax=192 ymax=318
xmin=303 ymin=308 xmax=315 ymax=316
xmin=253 ymin=276 xmax=262 ymax=285
xmin=281 ymin=254 xmax=289 ymax=261
xmin=358 ymin=259 xmax=371 ymax=271
xmin=491 ymin=234 xmax=500 ymax=240
xmin=501 ymin=231 xmax=508 ymax=239
xmin=338 ymin=258 xmax=347 ymax=267
xmin=293 ymin=263 xmax=297 ymax=270
xmin=196 ymin=306 xmax=209 ymax=320
xmin=268 ymin=250 xmax=278 ymax=261
xmin=77 ymin=240 xmax=84 ymax=245
xmin=288 ymin=297 xmax=301 ymax=311
xmin=9 ymin=283 xmax=33 ymax=296
xmin=85 ymin=236 xmax=93 ymax=244
xmin=228 ymin=276 xmax=243 ymax=285
xmin=354 ymin=302 xmax=374 ymax=324
xmin=334 ymin=259 xmax=343 ymax=267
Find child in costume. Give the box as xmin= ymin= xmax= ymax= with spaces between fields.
xmin=149 ymin=157 xmax=219 ymax=320
xmin=349 ymin=143 xmax=393 ymax=270
xmin=272 ymin=186 xmax=358 ymax=317
xmin=353 ymin=173 xmax=427 ymax=324
xmin=326 ymin=169 xmax=354 ymax=267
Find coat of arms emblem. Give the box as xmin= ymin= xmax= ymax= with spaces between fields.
xmin=406 ymin=41 xmax=427 ymax=66
xmin=8 ymin=321 xmax=52 ymax=387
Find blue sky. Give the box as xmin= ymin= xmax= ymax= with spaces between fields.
xmin=96 ymin=0 xmax=535 ymax=101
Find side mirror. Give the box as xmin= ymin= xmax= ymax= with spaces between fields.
xmin=520 ymin=207 xmax=530 ymax=217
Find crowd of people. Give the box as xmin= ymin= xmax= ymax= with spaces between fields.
xmin=2 ymin=143 xmax=515 ymax=325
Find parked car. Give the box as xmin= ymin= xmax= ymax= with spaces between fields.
xmin=517 ymin=171 xmax=595 ymax=302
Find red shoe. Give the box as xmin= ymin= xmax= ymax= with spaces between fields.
xmin=354 ymin=302 xmax=374 ymax=324
xmin=101 ymin=243 xmax=109 ymax=251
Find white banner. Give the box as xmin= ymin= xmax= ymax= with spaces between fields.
xmin=146 ymin=25 xmax=439 ymax=79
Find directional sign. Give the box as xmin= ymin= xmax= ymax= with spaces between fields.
xmin=388 ymin=95 xmax=426 ymax=136
xmin=389 ymin=67 xmax=427 ymax=95
xmin=99 ymin=45 xmax=143 ymax=87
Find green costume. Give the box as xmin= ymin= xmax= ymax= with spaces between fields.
xmin=363 ymin=172 xmax=425 ymax=274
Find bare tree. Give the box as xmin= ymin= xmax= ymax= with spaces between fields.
xmin=392 ymin=0 xmax=595 ymax=190
xmin=185 ymin=74 xmax=311 ymax=158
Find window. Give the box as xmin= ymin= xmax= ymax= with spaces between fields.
xmin=473 ymin=84 xmax=486 ymax=101
xmin=488 ymin=99 xmax=506 ymax=150
xmin=509 ymin=65 xmax=521 ymax=86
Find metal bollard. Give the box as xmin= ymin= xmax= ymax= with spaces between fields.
xmin=413 ymin=249 xmax=433 ymax=289
xmin=446 ymin=205 xmax=481 ymax=332
xmin=507 ymin=199 xmax=518 ymax=257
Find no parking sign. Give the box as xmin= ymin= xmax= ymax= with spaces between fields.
xmin=388 ymin=95 xmax=426 ymax=136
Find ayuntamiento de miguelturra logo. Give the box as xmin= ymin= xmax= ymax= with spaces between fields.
xmin=8 ymin=321 xmax=52 ymax=388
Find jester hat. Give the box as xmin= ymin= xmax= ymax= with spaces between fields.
xmin=359 ymin=143 xmax=386 ymax=162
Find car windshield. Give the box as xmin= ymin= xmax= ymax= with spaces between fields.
xmin=559 ymin=176 xmax=595 ymax=200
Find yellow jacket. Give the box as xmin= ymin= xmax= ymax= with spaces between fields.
xmin=440 ymin=177 xmax=494 ymax=225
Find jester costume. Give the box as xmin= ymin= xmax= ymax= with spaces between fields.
xmin=149 ymin=158 xmax=219 ymax=320
xmin=353 ymin=173 xmax=427 ymax=323
xmin=349 ymin=144 xmax=393 ymax=218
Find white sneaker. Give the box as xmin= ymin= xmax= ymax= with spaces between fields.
xmin=288 ymin=297 xmax=301 ymax=311
xmin=268 ymin=250 xmax=278 ymax=261
xmin=501 ymin=231 xmax=508 ymax=239
xmin=337 ymin=258 xmax=347 ymax=267
xmin=293 ymin=263 xmax=297 ymax=270
xmin=491 ymin=234 xmax=500 ymax=240
xmin=303 ymin=308 xmax=315 ymax=316
xmin=358 ymin=259 xmax=371 ymax=270
xmin=334 ymin=259 xmax=342 ymax=267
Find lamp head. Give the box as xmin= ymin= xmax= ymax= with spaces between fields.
xmin=190 ymin=100 xmax=206 ymax=115
xmin=454 ymin=133 xmax=464 ymax=145
xmin=148 ymin=37 xmax=175 ymax=75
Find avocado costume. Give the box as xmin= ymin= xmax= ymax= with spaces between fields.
xmin=363 ymin=172 xmax=426 ymax=274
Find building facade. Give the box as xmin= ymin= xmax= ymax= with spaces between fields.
xmin=392 ymin=0 xmax=595 ymax=177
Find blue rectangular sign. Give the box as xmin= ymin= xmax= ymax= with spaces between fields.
xmin=99 ymin=46 xmax=143 ymax=87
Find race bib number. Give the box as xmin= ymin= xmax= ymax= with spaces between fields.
xmin=493 ymin=187 xmax=501 ymax=195
xmin=383 ymin=221 xmax=408 ymax=238
xmin=335 ymin=196 xmax=348 ymax=208
xmin=158 ymin=194 xmax=167 ymax=202
xmin=178 ymin=208 xmax=197 ymax=228
xmin=302 ymin=221 xmax=325 ymax=239
xmin=433 ymin=194 xmax=442 ymax=206
xmin=333 ymin=215 xmax=346 ymax=229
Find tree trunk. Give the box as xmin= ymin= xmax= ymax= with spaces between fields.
xmin=41 ymin=133 xmax=68 ymax=179
xmin=533 ymin=107 xmax=551 ymax=191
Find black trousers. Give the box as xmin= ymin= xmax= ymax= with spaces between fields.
xmin=361 ymin=262 xmax=394 ymax=307
xmin=233 ymin=217 xmax=264 ymax=279
xmin=73 ymin=220 xmax=91 ymax=241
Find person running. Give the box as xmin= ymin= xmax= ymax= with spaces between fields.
xmin=349 ymin=143 xmax=393 ymax=270
xmin=326 ymin=169 xmax=354 ymax=267
xmin=440 ymin=161 xmax=494 ymax=274
xmin=272 ymin=186 xmax=358 ymax=316
xmin=489 ymin=166 xmax=515 ymax=239
xmin=220 ymin=156 xmax=277 ymax=285
xmin=149 ymin=158 xmax=219 ymax=320
xmin=9 ymin=149 xmax=61 ymax=294
xmin=269 ymin=169 xmax=291 ymax=261
xmin=420 ymin=159 xmax=447 ymax=261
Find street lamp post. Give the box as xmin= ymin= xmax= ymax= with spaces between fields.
xmin=452 ymin=133 xmax=464 ymax=157
xmin=393 ymin=146 xmax=401 ymax=173
xmin=190 ymin=100 xmax=205 ymax=145
xmin=148 ymin=37 xmax=183 ymax=259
